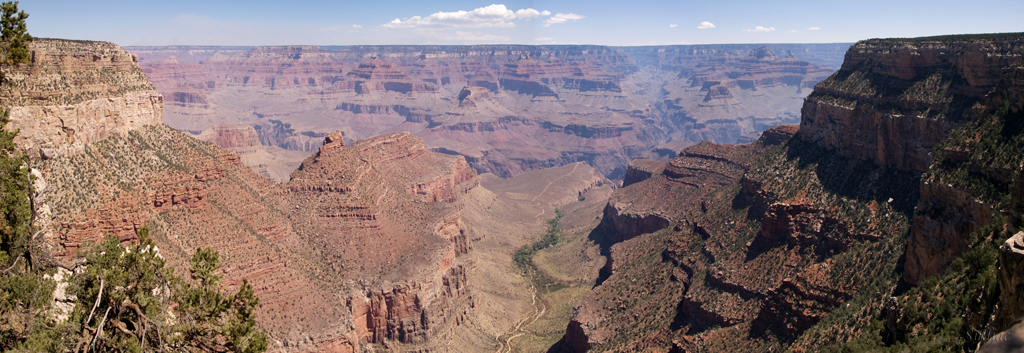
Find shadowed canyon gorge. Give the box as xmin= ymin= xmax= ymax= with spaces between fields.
xmin=6 ymin=30 xmax=1024 ymax=353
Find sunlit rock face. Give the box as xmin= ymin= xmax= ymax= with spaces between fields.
xmin=132 ymin=43 xmax=848 ymax=179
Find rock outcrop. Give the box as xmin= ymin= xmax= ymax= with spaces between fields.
xmin=994 ymin=232 xmax=1024 ymax=332
xmin=903 ymin=181 xmax=995 ymax=285
xmin=800 ymin=37 xmax=1024 ymax=172
xmin=197 ymin=123 xmax=309 ymax=182
xmin=1 ymin=39 xmax=163 ymax=159
xmin=622 ymin=159 xmax=665 ymax=187
xmin=564 ymin=126 xmax=798 ymax=350
xmin=19 ymin=39 xmax=480 ymax=352
xmin=558 ymin=34 xmax=1024 ymax=352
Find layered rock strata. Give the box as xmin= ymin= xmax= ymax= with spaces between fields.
xmin=1 ymin=39 xmax=163 ymax=159
xmin=621 ymin=159 xmax=665 ymax=187
xmin=801 ymin=37 xmax=1024 ymax=172
xmin=558 ymin=34 xmax=1024 ymax=352
xmin=132 ymin=43 xmax=848 ymax=179
xmin=20 ymin=39 xmax=480 ymax=352
xmin=563 ymin=126 xmax=803 ymax=350
xmin=196 ymin=123 xmax=309 ymax=182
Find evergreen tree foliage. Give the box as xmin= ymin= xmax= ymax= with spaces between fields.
xmin=69 ymin=228 xmax=268 ymax=352
xmin=0 ymin=3 xmax=268 ymax=351
xmin=0 ymin=1 xmax=31 ymax=66
xmin=0 ymin=1 xmax=45 ymax=350
xmin=69 ymin=228 xmax=173 ymax=352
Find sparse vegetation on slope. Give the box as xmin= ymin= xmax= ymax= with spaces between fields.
xmin=833 ymin=67 xmax=1024 ymax=353
xmin=69 ymin=227 xmax=268 ymax=352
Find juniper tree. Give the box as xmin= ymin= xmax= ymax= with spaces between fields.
xmin=71 ymin=229 xmax=268 ymax=352
xmin=0 ymin=2 xmax=52 ymax=351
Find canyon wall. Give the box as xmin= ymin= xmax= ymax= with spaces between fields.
xmin=14 ymin=39 xmax=480 ymax=352
xmin=800 ymin=38 xmax=1024 ymax=173
xmin=130 ymin=43 xmax=849 ymax=180
xmin=1 ymin=39 xmax=163 ymax=159
xmin=558 ymin=33 xmax=1024 ymax=352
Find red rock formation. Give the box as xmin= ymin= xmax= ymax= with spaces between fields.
xmin=339 ymin=58 xmax=438 ymax=94
xmin=133 ymin=44 xmax=844 ymax=179
xmin=198 ymin=123 xmax=262 ymax=149
xmin=1 ymin=39 xmax=163 ymax=159
xmin=903 ymin=181 xmax=995 ymax=285
xmin=622 ymin=159 xmax=666 ymax=187
xmin=561 ymin=35 xmax=1024 ymax=352
xmin=564 ymin=126 xmax=797 ymax=350
xmin=18 ymin=41 xmax=482 ymax=346
xmin=41 ymin=125 xmax=479 ymax=350
xmin=800 ymin=38 xmax=1024 ymax=172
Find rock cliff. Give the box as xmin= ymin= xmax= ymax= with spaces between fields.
xmin=17 ymin=39 xmax=480 ymax=352
xmin=41 ymin=124 xmax=479 ymax=351
xmin=1 ymin=39 xmax=163 ymax=159
xmin=800 ymin=37 xmax=1024 ymax=173
xmin=556 ymin=33 xmax=1024 ymax=352
xmin=196 ymin=123 xmax=308 ymax=182
xmin=994 ymin=232 xmax=1024 ymax=332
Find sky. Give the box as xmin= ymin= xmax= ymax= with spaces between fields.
xmin=21 ymin=0 xmax=1024 ymax=46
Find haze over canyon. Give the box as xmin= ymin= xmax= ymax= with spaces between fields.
xmin=4 ymin=12 xmax=1024 ymax=352
xmin=127 ymin=43 xmax=846 ymax=181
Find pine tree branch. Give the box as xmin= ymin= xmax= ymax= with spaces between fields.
xmin=0 ymin=255 xmax=21 ymax=273
xmin=89 ymin=306 xmax=111 ymax=352
xmin=85 ymin=277 xmax=104 ymax=327
xmin=30 ymin=215 xmax=53 ymax=241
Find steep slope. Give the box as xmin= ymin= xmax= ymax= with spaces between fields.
xmin=132 ymin=44 xmax=848 ymax=179
xmin=13 ymin=39 xmax=485 ymax=352
xmin=40 ymin=125 xmax=482 ymax=351
xmin=556 ymin=33 xmax=1024 ymax=352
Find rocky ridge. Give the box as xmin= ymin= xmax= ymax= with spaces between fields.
xmin=556 ymin=33 xmax=1024 ymax=352
xmin=18 ymin=39 xmax=482 ymax=352
xmin=196 ymin=123 xmax=308 ymax=182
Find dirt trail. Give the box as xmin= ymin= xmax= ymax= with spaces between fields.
xmin=532 ymin=162 xmax=581 ymax=202
xmin=532 ymin=162 xmax=581 ymax=218
xmin=495 ymin=162 xmax=581 ymax=351
xmin=497 ymin=280 xmax=547 ymax=353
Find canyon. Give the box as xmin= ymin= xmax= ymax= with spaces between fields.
xmin=5 ymin=32 xmax=1024 ymax=353
xmin=556 ymin=33 xmax=1024 ymax=352
xmin=6 ymin=38 xmax=617 ymax=352
xmin=128 ymin=43 xmax=847 ymax=180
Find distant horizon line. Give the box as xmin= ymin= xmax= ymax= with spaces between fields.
xmin=117 ymin=42 xmax=858 ymax=48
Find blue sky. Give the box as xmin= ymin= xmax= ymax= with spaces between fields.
xmin=22 ymin=0 xmax=1024 ymax=46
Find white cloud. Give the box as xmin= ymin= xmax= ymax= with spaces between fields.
xmin=744 ymin=26 xmax=775 ymax=32
xmin=669 ymin=24 xmax=678 ymax=28
xmin=515 ymin=8 xmax=548 ymax=19
xmin=381 ymin=4 xmax=518 ymax=29
xmin=544 ymin=13 xmax=584 ymax=27
xmin=807 ymin=27 xmax=820 ymax=30
xmin=534 ymin=37 xmax=556 ymax=44
xmin=697 ymin=21 xmax=715 ymax=29
xmin=352 ymin=24 xmax=362 ymax=29
xmin=790 ymin=30 xmax=798 ymax=32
